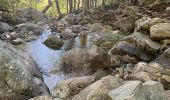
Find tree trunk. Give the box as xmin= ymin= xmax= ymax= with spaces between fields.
xmin=77 ymin=0 xmax=80 ymax=9
xmin=74 ymin=0 xmax=76 ymax=11
xmin=55 ymin=0 xmax=62 ymax=19
xmin=42 ymin=0 xmax=53 ymax=14
xmin=69 ymin=0 xmax=73 ymax=13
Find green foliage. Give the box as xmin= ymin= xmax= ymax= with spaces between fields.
xmin=0 ymin=0 xmax=20 ymax=12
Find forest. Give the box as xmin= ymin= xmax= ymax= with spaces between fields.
xmin=0 ymin=0 xmax=170 ymax=100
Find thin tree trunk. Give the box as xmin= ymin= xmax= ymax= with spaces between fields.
xmin=74 ymin=0 xmax=76 ymax=11
xmin=67 ymin=0 xmax=69 ymax=13
xmin=55 ymin=0 xmax=62 ymax=19
xmin=77 ymin=0 xmax=80 ymax=9
xmin=69 ymin=0 xmax=73 ymax=13
xmin=42 ymin=0 xmax=53 ymax=14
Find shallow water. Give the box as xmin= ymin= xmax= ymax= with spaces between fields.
xmin=16 ymin=30 xmax=94 ymax=90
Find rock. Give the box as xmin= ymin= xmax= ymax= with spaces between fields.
xmin=52 ymin=76 xmax=95 ymax=99
xmin=9 ymin=32 xmax=19 ymax=40
xmin=88 ymin=45 xmax=111 ymax=70
xmin=44 ymin=35 xmax=64 ymax=50
xmin=128 ymin=62 xmax=170 ymax=89
xmin=109 ymin=32 xmax=161 ymax=61
xmin=0 ymin=22 xmax=11 ymax=33
xmin=150 ymin=0 xmax=168 ymax=11
xmin=11 ymin=38 xmax=24 ymax=45
xmin=93 ymin=69 xmax=108 ymax=80
xmin=150 ymin=23 xmax=170 ymax=40
xmin=138 ymin=0 xmax=156 ymax=6
xmin=165 ymin=90 xmax=170 ymax=100
xmin=60 ymin=48 xmax=89 ymax=72
xmin=59 ymin=30 xmax=77 ymax=39
xmin=114 ymin=14 xmax=141 ymax=33
xmin=71 ymin=25 xmax=82 ymax=33
xmin=135 ymin=17 xmax=163 ymax=32
xmin=108 ymin=80 xmax=166 ymax=100
xmin=166 ymin=7 xmax=170 ymax=15
xmin=16 ymin=8 xmax=50 ymax=23
xmin=0 ymin=40 xmax=49 ymax=99
xmin=60 ymin=46 xmax=111 ymax=72
xmin=15 ymin=22 xmax=44 ymax=36
xmin=72 ymin=75 xmax=123 ymax=100
xmin=122 ymin=6 xmax=139 ymax=16
xmin=154 ymin=47 xmax=170 ymax=68
xmin=29 ymin=96 xmax=52 ymax=100
xmin=108 ymin=81 xmax=142 ymax=100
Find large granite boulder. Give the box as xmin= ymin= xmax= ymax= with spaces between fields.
xmin=109 ymin=32 xmax=161 ymax=61
xmin=108 ymin=80 xmax=167 ymax=100
xmin=150 ymin=23 xmax=170 ymax=40
xmin=52 ymin=76 xmax=95 ymax=99
xmin=15 ymin=8 xmax=50 ymax=23
xmin=72 ymin=75 xmax=123 ymax=100
xmin=0 ymin=40 xmax=49 ymax=99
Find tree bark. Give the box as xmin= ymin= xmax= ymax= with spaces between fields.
xmin=42 ymin=0 xmax=53 ymax=14
xmin=55 ymin=0 xmax=62 ymax=19
xmin=69 ymin=0 xmax=73 ymax=13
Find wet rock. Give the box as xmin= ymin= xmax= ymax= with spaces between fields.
xmin=88 ymin=45 xmax=111 ymax=70
xmin=16 ymin=8 xmax=50 ymax=23
xmin=52 ymin=76 xmax=95 ymax=99
xmin=0 ymin=40 xmax=49 ymax=99
xmin=109 ymin=32 xmax=161 ymax=61
xmin=72 ymin=75 xmax=123 ymax=100
xmin=44 ymin=35 xmax=64 ymax=50
xmin=108 ymin=80 xmax=166 ymax=100
xmin=0 ymin=22 xmax=11 ymax=33
xmin=150 ymin=23 xmax=170 ymax=40
xmin=11 ymin=38 xmax=24 ymax=45
xmin=135 ymin=17 xmax=163 ymax=32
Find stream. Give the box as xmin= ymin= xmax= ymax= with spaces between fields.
xmin=15 ymin=29 xmax=94 ymax=90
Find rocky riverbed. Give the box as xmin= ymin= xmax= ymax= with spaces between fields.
xmin=0 ymin=0 xmax=170 ymax=100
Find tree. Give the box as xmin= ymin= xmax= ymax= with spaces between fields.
xmin=42 ymin=0 xmax=53 ymax=14
xmin=55 ymin=0 xmax=62 ymax=19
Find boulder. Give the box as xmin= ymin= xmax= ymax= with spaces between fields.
xmin=88 ymin=45 xmax=111 ymax=70
xmin=11 ymin=38 xmax=24 ymax=45
xmin=72 ymin=75 xmax=123 ymax=100
xmin=0 ymin=22 xmax=11 ymax=33
xmin=166 ymin=7 xmax=170 ymax=15
xmin=109 ymin=32 xmax=161 ymax=61
xmin=71 ymin=25 xmax=82 ymax=33
xmin=150 ymin=23 xmax=170 ymax=40
xmin=60 ymin=48 xmax=89 ymax=72
xmin=16 ymin=8 xmax=50 ymax=23
xmin=108 ymin=80 xmax=166 ymax=100
xmin=149 ymin=0 xmax=168 ymax=11
xmin=154 ymin=47 xmax=170 ymax=68
xmin=15 ymin=22 xmax=44 ymax=36
xmin=44 ymin=35 xmax=64 ymax=50
xmin=135 ymin=17 xmax=163 ymax=32
xmin=128 ymin=62 xmax=170 ymax=89
xmin=0 ymin=40 xmax=49 ymax=99
xmin=114 ymin=15 xmax=141 ymax=33
xmin=122 ymin=6 xmax=139 ymax=16
xmin=60 ymin=46 xmax=111 ymax=72
xmin=59 ymin=30 xmax=77 ymax=39
xmin=52 ymin=76 xmax=95 ymax=99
